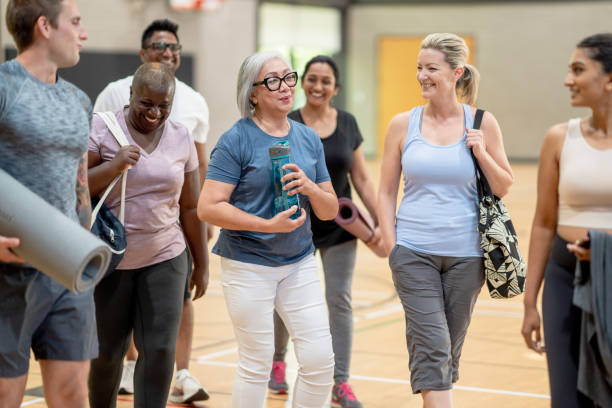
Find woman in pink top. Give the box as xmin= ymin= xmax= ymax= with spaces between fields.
xmin=86 ymin=63 xmax=208 ymax=408
xmin=521 ymin=34 xmax=612 ymax=407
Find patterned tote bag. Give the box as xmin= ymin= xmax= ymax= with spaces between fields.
xmin=471 ymin=109 xmax=526 ymax=298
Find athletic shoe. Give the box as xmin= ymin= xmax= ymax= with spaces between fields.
xmin=118 ymin=360 xmax=135 ymax=395
xmin=268 ymin=360 xmax=289 ymax=394
xmin=169 ymin=369 xmax=210 ymax=403
xmin=331 ymin=380 xmax=363 ymax=408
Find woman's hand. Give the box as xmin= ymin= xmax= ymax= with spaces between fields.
xmin=466 ymin=127 xmax=486 ymax=158
xmin=111 ymin=145 xmax=140 ymax=172
xmin=366 ymin=226 xmax=382 ymax=248
xmin=365 ymin=226 xmax=388 ymax=257
xmin=190 ymin=264 xmax=209 ymax=300
xmin=381 ymin=237 xmax=397 ymax=257
xmin=521 ymin=306 xmax=545 ymax=354
xmin=281 ymin=163 xmax=316 ymax=197
xmin=265 ymin=206 xmax=306 ymax=233
xmin=567 ymin=237 xmax=591 ymax=261
xmin=0 ymin=236 xmax=25 ymax=263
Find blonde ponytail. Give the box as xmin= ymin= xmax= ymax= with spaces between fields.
xmin=457 ymin=63 xmax=480 ymax=105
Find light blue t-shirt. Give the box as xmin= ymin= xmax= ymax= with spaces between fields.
xmin=206 ymin=118 xmax=330 ymax=266
xmin=396 ymin=104 xmax=481 ymax=257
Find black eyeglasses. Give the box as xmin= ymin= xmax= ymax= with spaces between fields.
xmin=253 ymin=72 xmax=298 ymax=91
xmin=144 ymin=42 xmax=182 ymax=53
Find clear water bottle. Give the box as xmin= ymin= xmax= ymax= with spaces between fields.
xmin=269 ymin=141 xmax=301 ymax=220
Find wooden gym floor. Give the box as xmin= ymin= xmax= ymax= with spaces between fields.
xmin=19 ymin=162 xmax=549 ymax=407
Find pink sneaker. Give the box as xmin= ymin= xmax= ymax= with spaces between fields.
xmin=268 ymin=361 xmax=289 ymax=394
xmin=331 ymin=380 xmax=363 ymax=408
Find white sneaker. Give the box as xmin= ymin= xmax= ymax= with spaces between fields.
xmin=118 ymin=360 xmax=135 ymax=395
xmin=169 ymin=369 xmax=210 ymax=403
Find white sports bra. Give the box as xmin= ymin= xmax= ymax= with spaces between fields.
xmin=558 ymin=118 xmax=612 ymax=229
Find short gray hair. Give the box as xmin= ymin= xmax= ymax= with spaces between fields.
xmin=132 ymin=62 xmax=175 ymax=95
xmin=236 ymin=51 xmax=292 ymax=118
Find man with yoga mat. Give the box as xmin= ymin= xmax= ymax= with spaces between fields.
xmin=0 ymin=0 xmax=96 ymax=406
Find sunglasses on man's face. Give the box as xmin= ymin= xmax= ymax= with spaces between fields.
xmin=144 ymin=42 xmax=182 ymax=53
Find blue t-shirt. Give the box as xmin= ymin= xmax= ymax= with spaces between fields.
xmin=206 ymin=118 xmax=330 ymax=266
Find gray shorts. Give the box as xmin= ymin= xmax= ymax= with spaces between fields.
xmin=0 ymin=264 xmax=98 ymax=377
xmin=389 ymin=245 xmax=484 ymax=393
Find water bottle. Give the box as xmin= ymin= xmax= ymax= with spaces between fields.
xmin=269 ymin=141 xmax=301 ymax=220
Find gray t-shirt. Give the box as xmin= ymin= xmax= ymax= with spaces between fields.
xmin=0 ymin=60 xmax=92 ymax=223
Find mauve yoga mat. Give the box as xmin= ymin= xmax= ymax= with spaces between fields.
xmin=0 ymin=168 xmax=111 ymax=293
xmin=334 ymin=197 xmax=386 ymax=257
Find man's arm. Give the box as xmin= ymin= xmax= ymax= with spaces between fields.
xmin=194 ymin=141 xmax=208 ymax=187
xmin=75 ymin=152 xmax=92 ymax=228
xmin=0 ymin=236 xmax=25 ymax=263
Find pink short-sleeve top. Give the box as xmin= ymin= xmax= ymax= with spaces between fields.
xmin=89 ymin=108 xmax=198 ymax=269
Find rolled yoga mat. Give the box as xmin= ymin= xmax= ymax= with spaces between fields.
xmin=334 ymin=197 xmax=386 ymax=257
xmin=0 ymin=168 xmax=111 ymax=293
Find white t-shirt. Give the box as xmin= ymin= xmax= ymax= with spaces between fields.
xmin=93 ymin=75 xmax=209 ymax=144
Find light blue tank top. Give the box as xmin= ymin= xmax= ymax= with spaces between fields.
xmin=396 ymin=104 xmax=481 ymax=257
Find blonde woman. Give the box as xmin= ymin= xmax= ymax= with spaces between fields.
xmin=378 ymin=33 xmax=513 ymax=407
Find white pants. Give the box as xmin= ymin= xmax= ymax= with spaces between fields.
xmin=221 ymin=255 xmax=334 ymax=408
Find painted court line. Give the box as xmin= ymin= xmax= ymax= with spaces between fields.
xmin=21 ymin=398 xmax=44 ymax=407
xmin=197 ymin=346 xmax=238 ymax=362
xmin=350 ymin=374 xmax=550 ymax=399
xmin=354 ymin=304 xmax=524 ymax=322
xmin=189 ymin=296 xmax=539 ymax=403
xmin=194 ymin=359 xmax=550 ymax=400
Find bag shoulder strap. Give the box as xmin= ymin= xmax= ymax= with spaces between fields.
xmin=90 ymin=112 xmax=130 ymax=229
xmin=470 ymin=109 xmax=495 ymax=200
xmin=473 ymin=108 xmax=484 ymax=130
xmin=95 ymin=111 xmax=130 ymax=147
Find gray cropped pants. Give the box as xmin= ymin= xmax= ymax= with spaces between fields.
xmin=388 ymin=244 xmax=484 ymax=393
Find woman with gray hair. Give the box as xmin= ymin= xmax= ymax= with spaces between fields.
xmin=197 ymin=51 xmax=337 ymax=407
xmin=378 ymin=33 xmax=514 ymax=407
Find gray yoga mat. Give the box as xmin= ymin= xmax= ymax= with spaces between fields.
xmin=0 ymin=168 xmax=111 ymax=293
